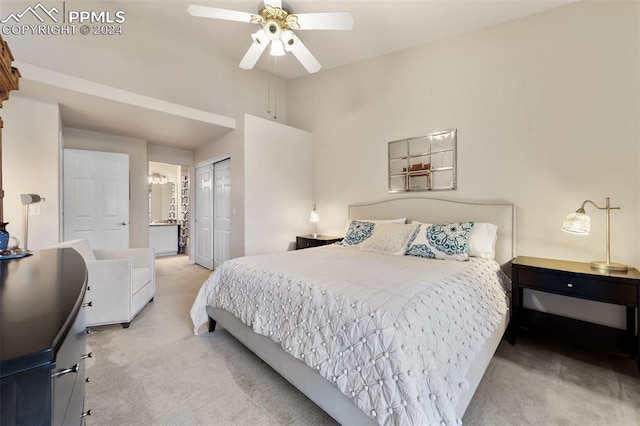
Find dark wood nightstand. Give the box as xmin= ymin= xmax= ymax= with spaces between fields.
xmin=296 ymin=235 xmax=342 ymax=250
xmin=509 ymin=256 xmax=640 ymax=371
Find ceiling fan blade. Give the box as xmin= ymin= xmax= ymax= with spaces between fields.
xmin=239 ymin=31 xmax=269 ymax=69
xmin=281 ymin=31 xmax=321 ymax=73
xmin=291 ymin=12 xmax=354 ymax=30
xmin=265 ymin=0 xmax=282 ymax=8
xmin=187 ymin=5 xmax=255 ymax=23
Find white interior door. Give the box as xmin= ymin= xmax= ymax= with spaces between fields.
xmin=213 ymin=159 xmax=231 ymax=269
xmin=63 ymin=149 xmax=129 ymax=249
xmin=195 ymin=163 xmax=213 ymax=269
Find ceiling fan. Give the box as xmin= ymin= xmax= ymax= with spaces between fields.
xmin=187 ymin=1 xmax=354 ymax=74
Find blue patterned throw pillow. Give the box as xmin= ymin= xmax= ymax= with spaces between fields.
xmin=339 ymin=220 xmax=375 ymax=246
xmin=405 ymin=221 xmax=475 ymax=261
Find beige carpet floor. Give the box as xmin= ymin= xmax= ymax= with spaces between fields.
xmin=85 ymin=255 xmax=639 ymax=425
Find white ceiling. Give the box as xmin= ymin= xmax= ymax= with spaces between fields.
xmin=130 ymin=0 xmax=575 ymax=80
xmin=7 ymin=0 xmax=576 ymax=149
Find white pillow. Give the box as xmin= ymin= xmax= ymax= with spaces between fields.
xmin=344 ymin=217 xmax=406 ymax=232
xmin=411 ymin=221 xmax=498 ymax=259
xmin=359 ymin=223 xmax=418 ymax=256
xmin=340 ymin=220 xmax=376 ymax=246
xmin=405 ymin=222 xmax=474 ymax=261
xmin=467 ymin=223 xmax=498 ymax=259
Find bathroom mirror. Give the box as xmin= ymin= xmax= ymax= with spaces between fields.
xmin=150 ymin=183 xmax=176 ymax=223
xmin=388 ymin=129 xmax=457 ymax=192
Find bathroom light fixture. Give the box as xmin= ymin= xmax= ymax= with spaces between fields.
xmin=20 ymin=193 xmax=44 ymax=252
xmin=149 ymin=173 xmax=168 ymax=185
xmin=562 ymin=197 xmax=628 ymax=272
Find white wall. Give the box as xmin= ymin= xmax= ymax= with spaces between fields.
xmin=63 ymin=127 xmax=149 ymax=248
xmin=286 ymin=1 xmax=639 ymax=328
xmin=3 ymin=95 xmax=61 ymax=250
xmin=244 ymin=114 xmax=313 ymax=255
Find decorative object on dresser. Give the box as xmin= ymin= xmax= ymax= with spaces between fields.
xmin=20 ymin=193 xmax=45 ymax=251
xmin=0 ymin=221 xmax=8 ymax=251
xmin=295 ymin=234 xmax=342 ymax=250
xmin=562 ymin=196 xmax=629 ymax=272
xmin=1 ymin=248 xmax=91 ymax=425
xmin=45 ymin=239 xmax=156 ymax=328
xmin=509 ymin=256 xmax=639 ymax=372
xmin=0 ymin=34 xmax=21 ymax=226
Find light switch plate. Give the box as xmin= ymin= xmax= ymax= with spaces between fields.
xmin=28 ymin=204 xmax=41 ymax=215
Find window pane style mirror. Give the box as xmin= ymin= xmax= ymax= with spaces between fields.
xmin=388 ymin=129 xmax=457 ymax=192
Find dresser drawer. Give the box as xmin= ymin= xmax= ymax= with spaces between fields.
xmin=296 ymin=238 xmax=317 ymax=249
xmin=53 ymin=305 xmax=88 ymax=426
xmin=296 ymin=236 xmax=342 ymax=250
xmin=518 ymin=268 xmax=638 ymax=306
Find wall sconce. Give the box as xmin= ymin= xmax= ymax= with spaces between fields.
xmin=561 ymin=197 xmax=628 ymax=272
xmin=20 ymin=193 xmax=44 ymax=252
xmin=309 ymin=204 xmax=319 ymax=238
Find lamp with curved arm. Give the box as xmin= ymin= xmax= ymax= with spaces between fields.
xmin=562 ymin=197 xmax=628 ymax=272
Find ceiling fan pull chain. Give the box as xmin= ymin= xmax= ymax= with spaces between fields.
xmin=266 ymin=77 xmax=272 ymax=114
xmin=273 ymin=57 xmax=278 ymax=120
xmin=266 ymin=55 xmax=272 ymax=114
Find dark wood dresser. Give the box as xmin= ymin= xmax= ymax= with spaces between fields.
xmin=1 ymin=248 xmax=91 ymax=425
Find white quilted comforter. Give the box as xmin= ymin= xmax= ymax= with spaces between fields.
xmin=190 ymin=245 xmax=507 ymax=425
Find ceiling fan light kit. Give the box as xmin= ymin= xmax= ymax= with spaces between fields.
xmin=188 ymin=1 xmax=354 ymax=74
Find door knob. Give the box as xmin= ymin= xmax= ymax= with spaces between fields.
xmin=119 ymin=221 xmax=128 ymax=226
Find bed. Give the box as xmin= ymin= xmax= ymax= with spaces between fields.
xmin=190 ymin=197 xmax=515 ymax=425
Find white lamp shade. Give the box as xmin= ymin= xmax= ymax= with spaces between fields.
xmin=20 ymin=194 xmax=43 ymax=205
xmin=562 ymin=212 xmax=590 ymax=235
xmin=270 ymin=40 xmax=285 ymax=56
xmin=309 ymin=210 xmax=320 ymax=223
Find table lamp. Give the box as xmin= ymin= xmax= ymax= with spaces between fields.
xmin=20 ymin=193 xmax=44 ymax=252
xmin=309 ymin=204 xmax=319 ymax=238
xmin=561 ymin=197 xmax=628 ymax=272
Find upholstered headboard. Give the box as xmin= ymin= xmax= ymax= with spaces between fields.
xmin=349 ymin=197 xmax=515 ymax=266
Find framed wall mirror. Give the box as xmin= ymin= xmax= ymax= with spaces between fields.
xmin=388 ymin=129 xmax=457 ymax=192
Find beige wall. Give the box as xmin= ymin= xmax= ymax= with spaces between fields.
xmin=286 ymin=1 xmax=639 ymax=328
xmin=147 ymin=143 xmax=194 ymax=166
xmin=4 ymin=4 xmax=287 ymax=127
xmin=3 ymin=95 xmax=61 ymax=250
xmin=63 ymin=127 xmax=149 ymax=248
xmin=194 ymin=114 xmax=313 ymax=259
xmin=244 ymin=114 xmax=313 ymax=255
